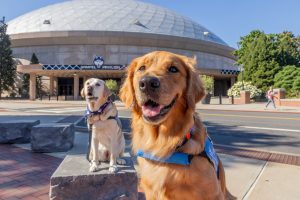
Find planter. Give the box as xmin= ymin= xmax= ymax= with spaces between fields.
xmin=201 ymin=93 xmax=212 ymax=104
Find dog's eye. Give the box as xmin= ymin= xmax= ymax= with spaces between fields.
xmin=95 ymin=83 xmax=100 ymax=87
xmin=86 ymin=82 xmax=90 ymax=85
xmin=138 ymin=66 xmax=146 ymax=71
xmin=168 ymin=66 xmax=179 ymax=73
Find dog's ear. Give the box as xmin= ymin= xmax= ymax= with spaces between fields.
xmin=119 ymin=58 xmax=138 ymax=109
xmin=80 ymin=88 xmax=85 ymax=99
xmin=180 ymin=55 xmax=205 ymax=110
xmin=103 ymin=84 xmax=112 ymax=100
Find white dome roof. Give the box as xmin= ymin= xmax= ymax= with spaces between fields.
xmin=7 ymin=0 xmax=227 ymax=45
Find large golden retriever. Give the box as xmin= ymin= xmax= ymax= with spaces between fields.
xmin=120 ymin=51 xmax=234 ymax=200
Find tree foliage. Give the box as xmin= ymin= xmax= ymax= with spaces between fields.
xmin=0 ymin=18 xmax=15 ymax=98
xmin=105 ymin=79 xmax=118 ymax=92
xmin=200 ymin=75 xmax=214 ymax=94
xmin=234 ymin=30 xmax=300 ymax=93
xmin=274 ymin=66 xmax=300 ymax=98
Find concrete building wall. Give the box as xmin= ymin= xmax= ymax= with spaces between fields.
xmin=12 ymin=44 xmax=236 ymax=71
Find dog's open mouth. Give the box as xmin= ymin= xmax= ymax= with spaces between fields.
xmin=142 ymin=97 xmax=176 ymax=122
xmin=87 ymin=96 xmax=97 ymax=101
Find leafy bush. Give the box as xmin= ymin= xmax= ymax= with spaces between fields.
xmin=274 ymin=65 xmax=300 ymax=98
xmin=105 ymin=79 xmax=118 ymax=92
xmin=200 ymin=75 xmax=214 ymax=94
xmin=228 ymin=81 xmax=262 ymax=98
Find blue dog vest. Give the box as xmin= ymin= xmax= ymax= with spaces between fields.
xmin=137 ymin=133 xmax=219 ymax=176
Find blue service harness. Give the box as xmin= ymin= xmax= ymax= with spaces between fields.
xmin=136 ymin=127 xmax=219 ymax=177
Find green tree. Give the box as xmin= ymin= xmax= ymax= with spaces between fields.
xmin=30 ymin=53 xmax=43 ymax=98
xmin=0 ymin=17 xmax=15 ymax=98
xmin=276 ymin=32 xmax=300 ymax=67
xmin=234 ymin=30 xmax=300 ymax=92
xmin=274 ymin=65 xmax=300 ymax=98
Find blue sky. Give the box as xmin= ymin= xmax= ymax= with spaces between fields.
xmin=1 ymin=0 xmax=299 ymax=48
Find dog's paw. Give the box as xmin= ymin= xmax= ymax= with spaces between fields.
xmin=89 ymin=163 xmax=100 ymax=172
xmin=117 ymin=158 xmax=126 ymax=165
xmin=109 ymin=165 xmax=118 ymax=173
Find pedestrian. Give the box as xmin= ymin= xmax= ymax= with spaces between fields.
xmin=265 ymin=87 xmax=277 ymax=109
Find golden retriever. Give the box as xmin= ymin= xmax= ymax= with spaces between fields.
xmin=81 ymin=78 xmax=125 ymax=173
xmin=120 ymin=51 xmax=234 ymax=199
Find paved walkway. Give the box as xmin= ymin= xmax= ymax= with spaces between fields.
xmin=5 ymin=131 xmax=300 ymax=200
xmin=0 ymin=101 xmax=299 ymax=199
xmin=196 ymin=102 xmax=300 ymax=113
xmin=1 ymin=99 xmax=299 ymax=113
xmin=0 ymin=145 xmax=62 ymax=200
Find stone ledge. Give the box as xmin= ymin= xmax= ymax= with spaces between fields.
xmin=50 ymin=152 xmax=137 ymax=200
xmin=31 ymin=123 xmax=75 ymax=153
xmin=0 ymin=120 xmax=40 ymax=143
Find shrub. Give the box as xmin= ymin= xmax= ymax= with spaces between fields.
xmin=200 ymin=75 xmax=214 ymax=94
xmin=228 ymin=81 xmax=262 ymax=98
xmin=105 ymin=79 xmax=118 ymax=92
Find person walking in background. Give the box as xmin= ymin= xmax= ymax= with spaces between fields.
xmin=265 ymin=86 xmax=277 ymax=109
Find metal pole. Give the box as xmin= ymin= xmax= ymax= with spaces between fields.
xmin=242 ymin=70 xmax=245 ymax=90
xmin=219 ymin=94 xmax=222 ymax=104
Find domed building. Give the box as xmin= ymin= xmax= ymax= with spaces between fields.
xmin=7 ymin=0 xmax=237 ymax=100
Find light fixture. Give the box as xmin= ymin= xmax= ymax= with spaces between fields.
xmin=43 ymin=20 xmax=51 ymax=25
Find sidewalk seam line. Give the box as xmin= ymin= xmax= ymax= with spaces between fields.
xmin=242 ymin=161 xmax=268 ymax=200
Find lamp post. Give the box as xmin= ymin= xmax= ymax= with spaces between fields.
xmin=239 ymin=65 xmax=245 ymax=90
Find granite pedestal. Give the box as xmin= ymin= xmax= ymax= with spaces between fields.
xmin=31 ymin=123 xmax=75 ymax=152
xmin=0 ymin=120 xmax=40 ymax=143
xmin=50 ymin=153 xmax=138 ymax=200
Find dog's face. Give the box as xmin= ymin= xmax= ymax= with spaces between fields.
xmin=81 ymin=78 xmax=111 ymax=103
xmin=120 ymin=51 xmax=205 ymax=125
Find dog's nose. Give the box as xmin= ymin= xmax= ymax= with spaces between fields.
xmin=139 ymin=76 xmax=160 ymax=92
xmin=87 ymin=86 xmax=93 ymax=96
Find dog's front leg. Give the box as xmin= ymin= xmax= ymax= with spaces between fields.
xmin=89 ymin=135 xmax=100 ymax=172
xmin=108 ymin=150 xmax=118 ymax=173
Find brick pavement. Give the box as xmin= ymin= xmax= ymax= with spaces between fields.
xmin=0 ymin=144 xmax=62 ymax=200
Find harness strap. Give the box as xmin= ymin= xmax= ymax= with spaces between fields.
xmin=85 ymin=100 xmax=112 ymax=119
xmin=175 ymin=126 xmax=196 ymax=150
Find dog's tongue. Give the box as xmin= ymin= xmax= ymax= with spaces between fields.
xmin=142 ymin=105 xmax=163 ymax=117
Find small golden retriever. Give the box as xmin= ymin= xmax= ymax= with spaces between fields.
xmin=81 ymin=78 xmax=125 ymax=173
xmin=120 ymin=51 xmax=234 ymax=199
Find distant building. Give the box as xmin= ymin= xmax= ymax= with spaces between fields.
xmin=7 ymin=0 xmax=237 ymax=100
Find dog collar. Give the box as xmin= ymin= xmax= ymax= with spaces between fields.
xmin=136 ymin=131 xmax=219 ymax=176
xmin=175 ymin=126 xmax=196 ymax=150
xmin=84 ymin=100 xmax=111 ymax=118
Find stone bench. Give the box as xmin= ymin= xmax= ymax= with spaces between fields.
xmin=31 ymin=123 xmax=75 ymax=152
xmin=50 ymin=153 xmax=138 ymax=200
xmin=0 ymin=120 xmax=40 ymax=143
